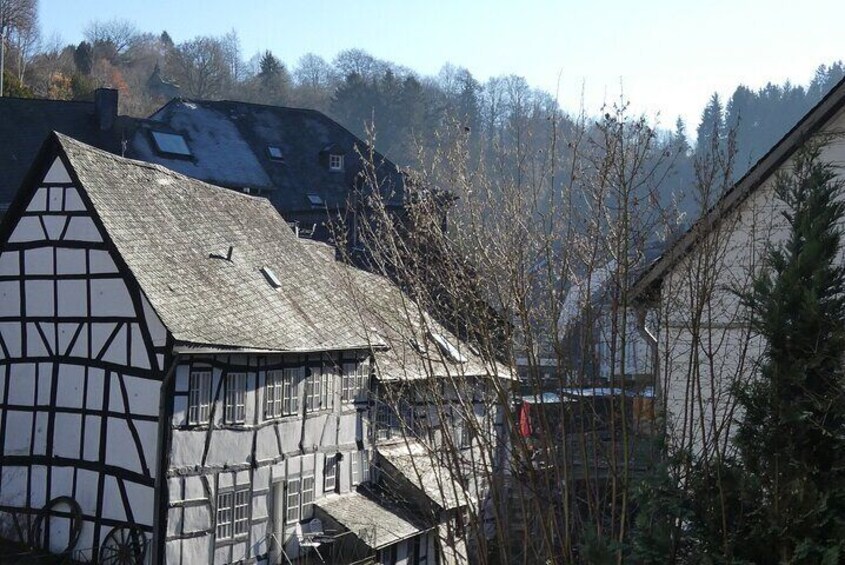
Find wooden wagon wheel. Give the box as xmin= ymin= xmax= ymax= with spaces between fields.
xmin=98 ymin=525 xmax=147 ymax=565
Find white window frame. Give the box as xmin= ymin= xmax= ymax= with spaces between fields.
xmin=361 ymin=449 xmax=371 ymax=483
xmin=265 ymin=370 xmax=283 ymax=419
xmin=324 ymin=455 xmax=337 ymax=492
xmin=302 ymin=475 xmax=315 ymax=520
xmin=306 ymin=365 xmax=333 ymax=413
xmin=266 ymin=368 xmax=302 ymax=419
xmin=460 ymin=420 xmax=472 ymax=449
xmin=342 ymin=361 xmax=369 ymax=403
xmin=320 ymin=366 xmax=334 ymax=411
xmin=233 ymin=487 xmax=250 ymax=537
xmin=216 ymin=486 xmax=250 ymax=542
xmin=225 ymin=372 xmax=247 ymax=424
xmin=329 ymin=153 xmax=344 ymax=171
xmin=341 ymin=362 xmax=356 ymax=402
xmin=305 ymin=369 xmax=321 ymax=412
xmin=350 ymin=449 xmax=370 ymax=485
xmin=216 ymin=491 xmax=233 ymax=540
xmin=285 ymin=477 xmax=301 ymax=523
xmin=350 ymin=451 xmax=360 ymax=486
xmin=188 ymin=370 xmax=212 ymax=425
xmin=284 ymin=367 xmax=302 ymax=416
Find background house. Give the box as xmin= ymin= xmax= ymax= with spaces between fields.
xmin=128 ymin=98 xmax=409 ymax=246
xmin=1 ymin=92 xmax=411 ymax=249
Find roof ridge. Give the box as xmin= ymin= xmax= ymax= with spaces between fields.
xmin=178 ymin=97 xmax=325 ymax=116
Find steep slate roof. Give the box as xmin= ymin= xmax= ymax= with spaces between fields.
xmin=300 ymin=239 xmax=513 ymax=381
xmin=54 ymin=134 xmax=380 ymax=353
xmin=129 ymin=99 xmax=406 ymax=214
xmin=0 ymin=93 xmax=134 ymax=210
xmin=631 ymin=75 xmax=845 ymax=300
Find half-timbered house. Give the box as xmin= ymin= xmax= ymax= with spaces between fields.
xmin=0 ymin=133 xmax=508 ymax=564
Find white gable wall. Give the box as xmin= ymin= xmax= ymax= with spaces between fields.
xmin=656 ymin=107 xmax=845 ymax=457
xmin=0 ymin=157 xmax=168 ymax=560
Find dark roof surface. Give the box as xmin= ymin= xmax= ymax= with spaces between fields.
xmin=0 ymin=96 xmax=132 ymax=208
xmin=56 ymin=134 xmax=380 ymax=353
xmin=631 ymin=74 xmax=845 ymax=300
xmin=129 ymin=99 xmax=406 ymax=214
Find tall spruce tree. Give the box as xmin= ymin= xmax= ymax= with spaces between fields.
xmin=734 ymin=143 xmax=845 ymax=563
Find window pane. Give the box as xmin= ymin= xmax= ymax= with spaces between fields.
xmin=350 ymin=451 xmax=360 ymax=485
xmin=302 ymin=476 xmax=315 ymax=519
xmin=361 ymin=450 xmax=371 ymax=482
xmin=234 ymin=488 xmax=250 ymax=536
xmin=286 ymin=478 xmax=300 ymax=523
xmin=216 ymin=491 xmax=233 ymax=540
xmin=151 ymin=131 xmax=191 ymax=156
xmin=226 ymin=373 xmax=246 ymax=424
xmin=189 ymin=371 xmax=211 ymax=425
xmin=324 ymin=455 xmax=337 ymax=492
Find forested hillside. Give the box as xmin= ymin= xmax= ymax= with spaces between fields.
xmin=2 ymin=13 xmax=843 ymax=226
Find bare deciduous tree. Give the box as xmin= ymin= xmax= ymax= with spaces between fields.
xmin=165 ymin=36 xmax=231 ymax=99
xmin=0 ymin=0 xmax=36 ymax=95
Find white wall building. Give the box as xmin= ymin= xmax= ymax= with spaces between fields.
xmin=631 ymin=76 xmax=845 ymax=457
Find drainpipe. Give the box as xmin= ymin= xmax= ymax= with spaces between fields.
xmin=152 ymin=354 xmax=181 ymax=565
xmin=634 ymin=308 xmax=658 ymax=395
xmin=633 ymin=306 xmax=661 ymax=439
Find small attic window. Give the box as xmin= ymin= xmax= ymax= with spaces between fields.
xmin=329 ymin=154 xmax=344 ymax=172
xmin=151 ymin=131 xmax=191 ymax=157
xmin=261 ymin=266 xmax=282 ymax=289
xmin=307 ymin=194 xmax=324 ymax=208
xmin=267 ymin=146 xmax=285 ymax=161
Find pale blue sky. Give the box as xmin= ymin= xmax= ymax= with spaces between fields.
xmin=39 ymin=0 xmax=845 ymax=130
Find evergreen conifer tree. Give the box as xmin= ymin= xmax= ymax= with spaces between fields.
xmin=734 ymin=143 xmax=845 ymax=563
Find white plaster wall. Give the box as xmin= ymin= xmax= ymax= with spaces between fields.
xmin=0 ymin=158 xmax=169 ymax=558
xmin=658 ymin=107 xmax=845 ymax=455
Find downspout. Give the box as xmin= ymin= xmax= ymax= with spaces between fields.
xmin=152 ymin=353 xmax=181 ymax=565
xmin=634 ymin=308 xmax=657 ymax=380
xmin=633 ymin=306 xmax=661 ymax=433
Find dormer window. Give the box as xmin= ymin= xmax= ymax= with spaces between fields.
xmin=150 ymin=131 xmax=191 ymax=157
xmin=329 ymin=154 xmax=344 ymax=172
xmin=267 ymin=146 xmax=285 ymax=162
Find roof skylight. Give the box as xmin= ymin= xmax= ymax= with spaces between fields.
xmin=307 ymin=194 xmax=324 ymax=207
xmin=429 ymin=331 xmax=467 ymax=363
xmin=267 ymin=146 xmax=285 ymax=161
xmin=261 ymin=266 xmax=282 ymax=289
xmin=151 ymin=131 xmax=191 ymax=157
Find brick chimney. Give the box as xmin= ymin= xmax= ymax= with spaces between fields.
xmin=94 ymin=88 xmax=118 ymax=131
